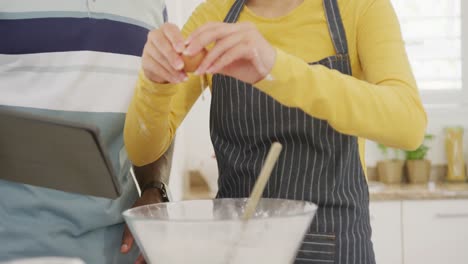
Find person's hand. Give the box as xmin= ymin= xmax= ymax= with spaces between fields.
xmin=185 ymin=22 xmax=276 ymax=84
xmin=121 ymin=188 xmax=164 ymax=264
xmin=142 ymin=23 xmax=188 ymax=84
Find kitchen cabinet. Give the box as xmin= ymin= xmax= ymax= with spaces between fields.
xmin=402 ymin=200 xmax=468 ymax=264
xmin=369 ymin=202 xmax=403 ymax=264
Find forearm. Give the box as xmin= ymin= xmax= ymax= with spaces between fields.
xmin=124 ymin=71 xmax=202 ymax=166
xmin=255 ymin=48 xmax=427 ymax=150
xmin=133 ymin=140 xmax=174 ymax=189
xmin=124 ymin=71 xmax=178 ymax=166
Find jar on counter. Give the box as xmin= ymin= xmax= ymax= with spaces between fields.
xmin=445 ymin=127 xmax=466 ymax=182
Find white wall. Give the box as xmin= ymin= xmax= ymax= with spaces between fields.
xmin=166 ymin=0 xmax=468 ymax=198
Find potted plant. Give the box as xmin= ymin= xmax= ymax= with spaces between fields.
xmin=404 ymin=135 xmax=434 ymax=184
xmin=377 ymin=144 xmax=405 ymax=184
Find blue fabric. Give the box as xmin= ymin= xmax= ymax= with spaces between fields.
xmin=0 ymin=17 xmax=148 ymax=56
xmin=0 ymin=180 xmax=139 ymax=263
xmin=0 ymin=107 xmax=140 ymax=263
xmin=0 ymin=11 xmax=155 ymax=30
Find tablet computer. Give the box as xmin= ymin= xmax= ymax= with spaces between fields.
xmin=0 ymin=108 xmax=121 ymax=199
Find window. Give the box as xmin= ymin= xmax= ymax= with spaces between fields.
xmin=391 ymin=0 xmax=467 ymax=105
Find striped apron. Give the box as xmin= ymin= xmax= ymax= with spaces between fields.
xmin=210 ymin=0 xmax=376 ymax=263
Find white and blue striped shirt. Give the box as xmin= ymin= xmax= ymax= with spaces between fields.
xmin=0 ymin=1 xmax=165 ymax=263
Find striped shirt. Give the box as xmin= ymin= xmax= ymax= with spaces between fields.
xmin=0 ymin=1 xmax=165 ymax=263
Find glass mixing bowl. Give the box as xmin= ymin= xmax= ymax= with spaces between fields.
xmin=123 ymin=198 xmax=317 ymax=264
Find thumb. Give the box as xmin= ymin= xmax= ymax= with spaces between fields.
xmin=121 ymin=225 xmax=134 ymax=254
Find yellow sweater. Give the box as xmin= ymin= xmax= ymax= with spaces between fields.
xmin=124 ymin=0 xmax=427 ymax=168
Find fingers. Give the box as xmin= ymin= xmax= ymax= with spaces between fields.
xmin=121 ymin=225 xmax=134 ymax=254
xmin=207 ymin=44 xmax=266 ymax=75
xmin=195 ymin=33 xmax=244 ymax=74
xmin=185 ymin=22 xmax=221 ymax=45
xmin=162 ymin=23 xmax=186 ymax=53
xmin=145 ymin=41 xmax=187 ymax=81
xmin=147 ymin=30 xmax=184 ymax=70
xmin=135 ymin=254 xmax=146 ymax=264
xmin=143 ymin=54 xmax=186 ymax=83
xmin=143 ymin=22 xmax=270 ymax=83
xmin=185 ymin=22 xmax=242 ymax=56
xmin=142 ymin=23 xmax=189 ymax=84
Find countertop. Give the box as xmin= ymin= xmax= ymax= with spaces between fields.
xmin=185 ymin=179 xmax=468 ymax=201
xmin=369 ymin=182 xmax=468 ymax=201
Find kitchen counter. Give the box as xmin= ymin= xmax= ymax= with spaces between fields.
xmin=369 ymin=182 xmax=468 ymax=201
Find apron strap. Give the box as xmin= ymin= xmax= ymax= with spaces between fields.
xmin=323 ymin=0 xmax=349 ymax=55
xmin=222 ymin=0 xmax=350 ymax=60
xmin=224 ymin=0 xmax=246 ymax=23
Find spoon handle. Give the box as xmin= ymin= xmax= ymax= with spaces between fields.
xmin=243 ymin=142 xmax=283 ymax=220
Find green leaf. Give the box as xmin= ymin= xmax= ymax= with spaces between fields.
xmin=404 ymin=134 xmax=434 ymax=160
xmin=405 ymin=145 xmax=429 ymax=160
xmin=425 ymin=134 xmax=435 ymax=140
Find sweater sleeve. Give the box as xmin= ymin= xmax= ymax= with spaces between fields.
xmin=254 ymin=0 xmax=427 ymax=150
xmin=124 ymin=0 xmax=224 ymax=166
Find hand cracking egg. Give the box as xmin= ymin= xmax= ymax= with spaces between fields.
xmin=182 ymin=48 xmax=208 ymax=73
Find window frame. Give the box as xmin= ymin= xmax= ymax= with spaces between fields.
xmin=419 ymin=0 xmax=468 ymax=106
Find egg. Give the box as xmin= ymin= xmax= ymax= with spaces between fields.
xmin=182 ymin=48 xmax=208 ymax=73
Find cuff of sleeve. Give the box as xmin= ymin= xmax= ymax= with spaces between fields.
xmin=139 ymin=70 xmax=179 ymax=96
xmin=254 ymin=48 xmax=294 ymax=91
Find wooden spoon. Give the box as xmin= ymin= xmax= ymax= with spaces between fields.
xmin=243 ymin=142 xmax=283 ymax=220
